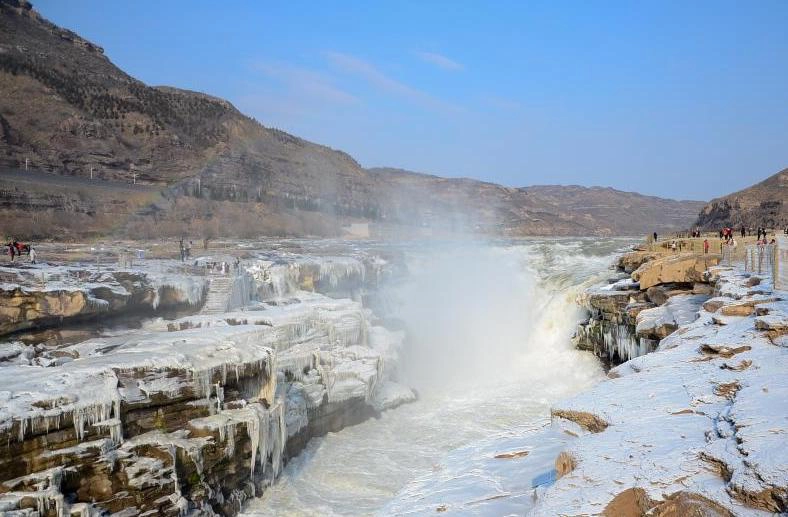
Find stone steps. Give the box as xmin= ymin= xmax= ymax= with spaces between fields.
xmin=201 ymin=276 xmax=234 ymax=315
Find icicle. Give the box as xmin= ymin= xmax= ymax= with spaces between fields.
xmin=271 ymin=401 xmax=287 ymax=478
xmin=18 ymin=416 xmax=28 ymax=442
xmin=215 ymin=383 xmax=224 ymax=413
xmin=258 ymin=351 xmax=277 ymax=405
xmin=224 ymin=422 xmax=235 ymax=458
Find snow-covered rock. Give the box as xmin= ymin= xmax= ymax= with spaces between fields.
xmin=536 ymin=267 xmax=788 ymax=515
xmin=0 ymin=248 xmax=410 ymax=516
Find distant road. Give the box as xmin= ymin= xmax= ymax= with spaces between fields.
xmin=0 ymin=168 xmax=162 ymax=193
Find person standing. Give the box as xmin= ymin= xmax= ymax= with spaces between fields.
xmin=29 ymin=247 xmax=37 ymax=264
xmin=740 ymin=226 xmax=745 ymax=238
xmin=703 ymin=239 xmax=709 ymax=254
xmin=653 ymin=232 xmax=658 ymax=242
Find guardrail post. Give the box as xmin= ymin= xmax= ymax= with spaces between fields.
xmin=776 ymin=236 xmax=787 ymax=290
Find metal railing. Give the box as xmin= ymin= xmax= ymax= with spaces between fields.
xmin=744 ymin=243 xmax=776 ymax=275
xmin=776 ymin=236 xmax=787 ymax=290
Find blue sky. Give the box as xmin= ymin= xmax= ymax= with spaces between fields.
xmin=35 ymin=1 xmax=788 ymax=200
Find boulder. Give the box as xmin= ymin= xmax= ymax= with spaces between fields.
xmin=651 ymin=491 xmax=734 ymax=517
xmin=692 ymin=282 xmax=714 ymax=295
xmin=603 ymin=488 xmax=654 ymax=517
xmin=551 ymin=409 xmax=608 ymax=433
xmin=618 ymin=251 xmax=662 ymax=273
xmin=632 ymin=253 xmax=720 ymax=290
xmin=584 ymin=290 xmax=633 ymax=320
xmin=645 ymin=284 xmax=693 ymax=306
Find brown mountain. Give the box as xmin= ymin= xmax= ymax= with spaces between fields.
xmin=695 ymin=168 xmax=787 ymax=230
xmin=0 ymin=0 xmax=704 ymax=239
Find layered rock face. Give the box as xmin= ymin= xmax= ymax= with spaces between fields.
xmin=575 ymin=251 xmax=720 ymax=364
xmin=0 ymin=261 xmax=207 ymax=335
xmin=0 ymin=249 xmax=411 ymax=516
xmin=541 ymin=264 xmax=788 ymax=515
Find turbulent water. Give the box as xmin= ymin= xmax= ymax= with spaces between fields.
xmin=242 ymin=238 xmax=633 ymax=516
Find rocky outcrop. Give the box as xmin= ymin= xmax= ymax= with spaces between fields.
xmin=603 ymin=489 xmax=734 ymax=517
xmin=0 ymin=325 xmax=280 ymax=516
xmin=635 ymin=294 xmax=708 ymax=340
xmin=631 ymin=253 xmax=720 ymax=290
xmin=575 ymin=251 xmax=717 ymax=365
xmin=541 ymin=266 xmax=788 ymax=515
xmin=0 ymin=262 xmax=207 ymax=336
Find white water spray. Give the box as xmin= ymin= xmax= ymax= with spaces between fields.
xmin=242 ymin=239 xmax=628 ymax=517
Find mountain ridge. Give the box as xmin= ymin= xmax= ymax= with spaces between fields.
xmin=694 ymin=168 xmax=787 ymax=230
xmin=0 ymin=0 xmax=705 ymax=238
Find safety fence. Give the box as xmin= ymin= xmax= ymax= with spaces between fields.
xmin=776 ymin=236 xmax=787 ymax=290
xmin=743 ymin=243 xmax=775 ymax=274
xmin=721 ymin=244 xmax=735 ymax=267
xmin=743 ymin=239 xmax=787 ymax=291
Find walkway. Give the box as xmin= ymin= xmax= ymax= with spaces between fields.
xmin=200 ymin=274 xmax=234 ymax=315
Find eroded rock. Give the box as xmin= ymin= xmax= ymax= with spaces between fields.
xmin=550 ymin=409 xmax=608 ymax=433
xmin=631 ymin=253 xmax=720 ymax=290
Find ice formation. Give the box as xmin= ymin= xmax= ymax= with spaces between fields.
xmin=0 ymin=247 xmax=407 ymax=516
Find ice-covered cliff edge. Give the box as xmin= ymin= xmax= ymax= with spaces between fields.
xmin=0 ymin=249 xmax=412 ymax=516
xmin=537 ymin=265 xmax=787 ymax=515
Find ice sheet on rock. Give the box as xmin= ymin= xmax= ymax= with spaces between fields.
xmin=146 ymin=269 xmax=207 ymax=308
xmin=635 ymin=293 xmax=708 ymax=336
xmin=0 ymin=325 xmax=275 ymax=441
xmin=0 ymin=342 xmax=31 ymax=364
xmin=247 ymin=255 xmax=368 ymax=301
xmin=598 ymin=276 xmax=639 ymax=292
xmin=1 ymin=260 xmax=208 ymax=309
xmin=383 ymin=424 xmax=570 ymax=516
xmin=370 ymin=381 xmax=416 ymax=412
xmin=190 ymin=402 xmax=287 ymax=478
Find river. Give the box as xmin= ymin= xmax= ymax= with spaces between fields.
xmin=241 ymin=238 xmax=632 ymax=516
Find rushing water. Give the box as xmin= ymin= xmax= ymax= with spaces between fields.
xmin=242 ymin=238 xmax=633 ymax=516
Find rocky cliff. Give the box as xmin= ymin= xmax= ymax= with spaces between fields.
xmin=575 ymin=250 xmax=720 ymax=365
xmin=0 ymin=247 xmax=413 ymax=516
xmin=695 ymin=168 xmax=788 ymax=230
xmin=0 ymin=0 xmax=704 ymax=239
xmin=0 ymin=261 xmax=206 ymax=335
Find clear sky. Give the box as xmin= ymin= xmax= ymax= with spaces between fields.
xmin=35 ymin=0 xmax=788 ymax=200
